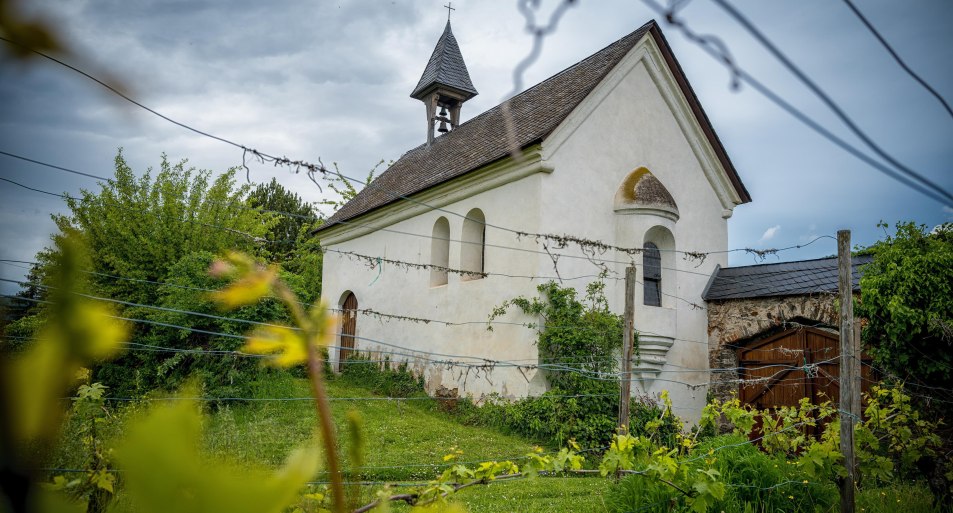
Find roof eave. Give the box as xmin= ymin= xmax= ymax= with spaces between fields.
xmin=313 ymin=138 xmax=545 ymax=236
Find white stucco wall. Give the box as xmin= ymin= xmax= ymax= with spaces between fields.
xmin=319 ymin=34 xmax=744 ymax=424
xmin=320 ymin=170 xmax=551 ymax=399
xmin=533 ymin=37 xmax=737 ymax=424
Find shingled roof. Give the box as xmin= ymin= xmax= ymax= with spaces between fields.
xmin=410 ymin=21 xmax=478 ymax=100
xmin=320 ymin=20 xmax=750 ymax=231
xmin=703 ymin=255 xmax=874 ymax=301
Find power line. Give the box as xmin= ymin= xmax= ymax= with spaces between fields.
xmin=0 ymin=35 xmax=847 ymax=261
xmin=0 ymin=146 xmax=839 ymax=277
xmin=643 ymin=0 xmax=952 ymax=207
xmin=841 ymin=0 xmax=953 ymax=121
xmin=2 ymin=290 xmax=833 ymax=388
xmin=709 ymin=0 xmax=952 ymax=205
xmin=0 ymin=35 xmax=329 ymax=189
xmin=1 ymin=258 xmax=847 ymax=355
xmin=0 ymin=150 xmax=110 ymax=180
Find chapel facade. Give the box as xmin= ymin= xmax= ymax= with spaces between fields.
xmin=317 ymin=20 xmax=752 ymax=423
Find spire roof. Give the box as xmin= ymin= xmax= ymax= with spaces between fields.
xmin=410 ymin=21 xmax=478 ymax=100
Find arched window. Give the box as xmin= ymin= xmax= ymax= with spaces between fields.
xmin=430 ymin=217 xmax=450 ymax=286
xmin=461 ymin=208 xmax=485 ymax=280
xmin=643 ymin=242 xmax=661 ymax=307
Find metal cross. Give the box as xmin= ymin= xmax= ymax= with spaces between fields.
xmin=444 ymin=2 xmax=455 ymax=21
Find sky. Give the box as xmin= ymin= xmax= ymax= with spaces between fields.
xmin=1 ymin=0 xmax=951 ymax=296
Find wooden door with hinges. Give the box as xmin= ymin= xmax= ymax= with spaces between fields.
xmin=339 ymin=292 xmax=357 ymax=372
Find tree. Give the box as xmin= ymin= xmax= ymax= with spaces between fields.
xmin=17 ymin=151 xmax=283 ymax=397
xmin=247 ymin=178 xmax=319 ymax=262
xmin=858 ymin=221 xmax=953 ymax=386
xmin=53 ymin=151 xmax=273 ymax=306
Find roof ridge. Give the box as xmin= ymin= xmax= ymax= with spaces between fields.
xmin=397 ymin=21 xmax=657 ymax=157
xmin=718 ymin=253 xmax=872 ymax=272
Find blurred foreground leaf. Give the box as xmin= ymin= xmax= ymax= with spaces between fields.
xmin=114 ymin=395 xmax=319 ymax=513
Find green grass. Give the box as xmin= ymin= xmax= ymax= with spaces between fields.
xmin=444 ymin=476 xmax=613 ymax=513
xmin=51 ymin=371 xmax=945 ymax=513
xmin=200 ymin=372 xmax=539 ymax=482
xmin=856 ymin=482 xmax=947 ymax=513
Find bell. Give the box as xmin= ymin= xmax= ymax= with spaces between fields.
xmin=437 ymin=119 xmax=449 ymax=133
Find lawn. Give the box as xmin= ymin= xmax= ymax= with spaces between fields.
xmin=48 ymin=371 xmax=945 ymax=513
xmin=201 ymin=372 xmax=541 ymax=482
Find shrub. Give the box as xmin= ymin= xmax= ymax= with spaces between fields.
xmin=605 ymin=434 xmax=838 ymax=513
xmin=93 ymin=251 xmax=296 ymax=400
xmin=337 ymin=353 xmax=426 ymax=398
xmin=483 ymin=279 xmax=628 ymax=447
xmin=465 ymin=391 xmax=677 ymax=449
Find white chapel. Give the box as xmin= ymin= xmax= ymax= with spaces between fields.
xmin=316 ymin=19 xmax=751 ymax=421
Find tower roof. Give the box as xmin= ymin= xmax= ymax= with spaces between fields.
xmin=410 ymin=21 xmax=478 ymax=100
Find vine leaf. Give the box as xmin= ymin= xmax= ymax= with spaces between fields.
xmin=209 ymin=252 xmax=277 ymax=309
xmin=243 ymin=325 xmax=308 ymax=367
xmin=114 ymin=393 xmax=319 ymax=513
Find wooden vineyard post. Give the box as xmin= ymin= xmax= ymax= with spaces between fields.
xmin=838 ymin=229 xmax=857 ymax=513
xmin=618 ymin=266 xmax=636 ymax=431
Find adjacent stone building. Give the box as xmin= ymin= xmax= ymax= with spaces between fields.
xmin=703 ymin=255 xmax=872 ymax=406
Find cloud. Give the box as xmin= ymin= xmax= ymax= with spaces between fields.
xmin=758 ymin=225 xmax=781 ymax=244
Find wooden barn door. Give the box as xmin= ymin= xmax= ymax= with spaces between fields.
xmin=738 ymin=326 xmax=873 ymax=435
xmin=339 ymin=292 xmax=357 ymax=371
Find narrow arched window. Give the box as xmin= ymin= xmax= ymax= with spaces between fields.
xmin=461 ymin=208 xmax=485 ymax=280
xmin=430 ymin=217 xmax=450 ymax=286
xmin=644 ymin=242 xmax=661 ymax=307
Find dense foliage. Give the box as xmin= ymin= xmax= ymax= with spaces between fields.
xmin=858 ymin=221 xmax=952 ymax=387
xmin=605 ymin=433 xmax=837 ymax=513
xmin=247 ymin=177 xmax=320 ymax=263
xmin=336 ymin=353 xmax=426 ymax=398
xmin=482 ymin=280 xmax=665 ymax=448
xmin=6 ymin=152 xmax=326 ymax=398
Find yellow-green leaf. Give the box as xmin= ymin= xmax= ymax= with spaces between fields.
xmin=242 ymin=325 xmax=307 ymax=367
xmin=114 ymin=394 xmax=319 ymax=513
xmin=73 ymin=301 xmax=129 ymax=360
xmin=308 ymin=301 xmax=338 ymax=348
xmin=212 ymin=268 xmax=276 ymax=309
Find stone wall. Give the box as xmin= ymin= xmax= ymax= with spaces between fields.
xmin=706 ymin=293 xmax=839 ymax=403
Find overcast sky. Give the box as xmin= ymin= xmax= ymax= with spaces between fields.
xmin=1 ymin=0 xmax=951 ymax=296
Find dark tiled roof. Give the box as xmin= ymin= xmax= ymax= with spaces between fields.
xmin=703 ymin=255 xmax=874 ymax=300
xmin=321 ymin=20 xmax=749 ymax=231
xmin=410 ymin=21 xmax=478 ymax=99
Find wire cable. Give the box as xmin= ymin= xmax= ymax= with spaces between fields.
xmin=710 ymin=0 xmax=952 ymax=205
xmin=842 ymin=0 xmax=953 ymax=120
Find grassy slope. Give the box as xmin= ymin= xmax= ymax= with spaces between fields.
xmin=52 ymin=371 xmax=942 ymax=513
xmin=195 ymin=372 xmax=950 ymax=513
xmin=199 ymin=372 xmax=624 ymax=511
xmin=201 ymin=372 xmax=540 ymax=482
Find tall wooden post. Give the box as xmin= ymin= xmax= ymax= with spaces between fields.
xmin=618 ymin=266 xmax=636 ymax=431
xmin=838 ymin=230 xmax=857 ymax=513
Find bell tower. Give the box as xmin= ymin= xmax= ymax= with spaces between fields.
xmin=410 ymin=19 xmax=478 ymax=147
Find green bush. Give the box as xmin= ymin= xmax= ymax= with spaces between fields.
xmin=94 ymin=251 xmax=295 ymax=400
xmin=605 ymin=434 xmax=838 ymax=513
xmin=464 ymin=391 xmax=678 ymax=450
xmin=482 ymin=279 xmax=629 ymax=448
xmin=336 ymin=353 xmax=426 ymax=398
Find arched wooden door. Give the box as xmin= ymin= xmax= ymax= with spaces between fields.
xmin=737 ymin=326 xmax=873 ymax=435
xmin=339 ymin=292 xmax=357 ymax=371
